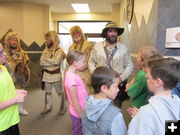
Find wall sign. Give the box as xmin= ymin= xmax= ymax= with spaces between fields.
xmin=166 ymin=27 xmax=180 ymax=48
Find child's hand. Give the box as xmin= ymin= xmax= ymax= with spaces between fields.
xmin=16 ymin=89 xmax=28 ymax=103
xmin=127 ymin=107 xmax=139 ymax=118
xmin=125 ymin=83 xmax=130 ymax=92
xmin=16 ymin=89 xmax=27 ymax=95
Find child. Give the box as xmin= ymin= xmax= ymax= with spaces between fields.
xmin=126 ymin=46 xmax=158 ymax=108
xmin=0 ymin=44 xmax=27 ymax=135
xmin=64 ymin=50 xmax=88 ymax=135
xmin=127 ymin=58 xmax=180 ymax=135
xmin=82 ymin=66 xmax=127 ymax=135
xmin=127 ymin=53 xmax=163 ymax=117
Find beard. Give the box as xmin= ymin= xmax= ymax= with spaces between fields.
xmin=10 ymin=45 xmax=17 ymax=49
xmin=46 ymin=41 xmax=53 ymax=48
xmin=73 ymin=35 xmax=82 ymax=43
xmin=106 ymin=36 xmax=117 ymax=43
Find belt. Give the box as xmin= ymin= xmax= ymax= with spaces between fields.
xmin=44 ymin=68 xmax=60 ymax=74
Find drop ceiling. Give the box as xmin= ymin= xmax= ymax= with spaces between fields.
xmin=0 ymin=0 xmax=120 ymax=13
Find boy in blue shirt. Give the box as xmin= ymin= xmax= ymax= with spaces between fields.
xmin=128 ymin=58 xmax=180 ymax=135
xmin=82 ymin=66 xmax=127 ymax=135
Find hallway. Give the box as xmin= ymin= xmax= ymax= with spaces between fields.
xmin=19 ymin=87 xmax=131 ymax=135
xmin=19 ymin=88 xmax=72 ymax=135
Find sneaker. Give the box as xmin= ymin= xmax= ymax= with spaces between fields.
xmin=41 ymin=108 xmax=52 ymax=114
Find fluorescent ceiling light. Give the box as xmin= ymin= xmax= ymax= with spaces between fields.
xmin=71 ymin=4 xmax=90 ymax=13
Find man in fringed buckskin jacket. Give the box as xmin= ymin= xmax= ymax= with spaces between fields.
xmin=68 ymin=25 xmax=93 ymax=94
xmin=4 ymin=32 xmax=30 ymax=116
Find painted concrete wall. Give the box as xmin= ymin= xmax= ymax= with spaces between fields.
xmin=0 ymin=2 xmax=23 ymax=38
xmin=156 ymin=0 xmax=180 ymax=56
xmin=119 ymin=0 xmax=156 ymax=54
xmin=119 ymin=0 xmax=180 ymax=57
xmin=0 ymin=2 xmax=50 ymax=45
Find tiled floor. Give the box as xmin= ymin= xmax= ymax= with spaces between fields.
xmin=19 ymin=88 xmax=72 ymax=135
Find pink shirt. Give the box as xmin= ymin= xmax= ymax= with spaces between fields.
xmin=64 ymin=71 xmax=88 ymax=118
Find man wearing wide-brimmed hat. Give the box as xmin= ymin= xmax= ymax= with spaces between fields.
xmin=88 ymin=21 xmax=134 ymax=106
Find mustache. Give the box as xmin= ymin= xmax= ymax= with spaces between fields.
xmin=109 ymin=35 xmax=117 ymax=38
xmin=10 ymin=45 xmax=17 ymax=49
xmin=106 ymin=36 xmax=117 ymax=43
xmin=46 ymin=42 xmax=53 ymax=48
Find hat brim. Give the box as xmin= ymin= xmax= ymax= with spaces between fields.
xmin=100 ymin=28 xmax=124 ymax=38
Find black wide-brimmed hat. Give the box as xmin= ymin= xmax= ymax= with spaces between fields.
xmin=101 ymin=22 xmax=124 ymax=38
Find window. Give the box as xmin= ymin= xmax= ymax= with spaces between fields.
xmin=58 ymin=21 xmax=109 ymax=53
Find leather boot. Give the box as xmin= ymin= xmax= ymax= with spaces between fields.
xmin=58 ymin=94 xmax=66 ymax=115
xmin=41 ymin=93 xmax=52 ymax=114
xmin=19 ymin=103 xmax=29 ymax=116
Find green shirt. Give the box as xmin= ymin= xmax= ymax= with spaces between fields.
xmin=128 ymin=70 xmax=148 ymax=108
xmin=0 ymin=65 xmax=20 ymax=131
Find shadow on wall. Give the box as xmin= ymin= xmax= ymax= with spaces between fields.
xmin=0 ymin=29 xmax=45 ymax=88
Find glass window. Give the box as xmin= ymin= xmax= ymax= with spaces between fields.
xmin=58 ymin=21 xmax=108 ymax=34
xmin=58 ymin=21 xmax=109 ymax=53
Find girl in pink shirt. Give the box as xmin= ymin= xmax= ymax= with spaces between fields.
xmin=64 ymin=50 xmax=88 ymax=135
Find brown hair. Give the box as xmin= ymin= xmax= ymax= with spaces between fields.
xmin=91 ymin=66 xmax=120 ymax=93
xmin=147 ymin=58 xmax=180 ymax=90
xmin=66 ymin=50 xmax=85 ymax=65
xmin=142 ymin=53 xmax=163 ymax=68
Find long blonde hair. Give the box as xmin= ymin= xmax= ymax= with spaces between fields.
xmin=139 ymin=46 xmax=158 ymax=62
xmin=5 ymin=32 xmax=20 ymax=48
xmin=44 ymin=31 xmax=61 ymax=54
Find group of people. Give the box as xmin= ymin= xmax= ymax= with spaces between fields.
xmin=0 ymin=21 xmax=180 ymax=135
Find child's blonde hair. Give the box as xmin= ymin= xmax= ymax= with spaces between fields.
xmin=66 ymin=50 xmax=85 ymax=65
xmin=139 ymin=46 xmax=158 ymax=62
